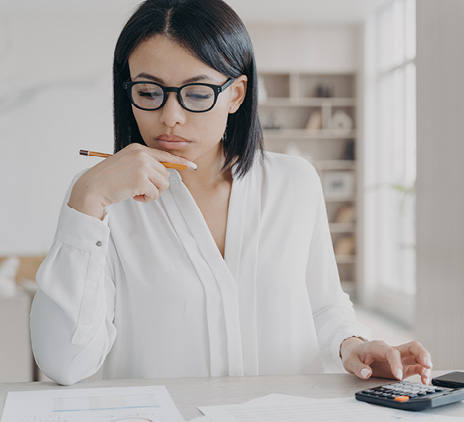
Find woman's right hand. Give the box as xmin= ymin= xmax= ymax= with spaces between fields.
xmin=68 ymin=143 xmax=196 ymax=220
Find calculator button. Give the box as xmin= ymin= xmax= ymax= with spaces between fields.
xmin=394 ymin=396 xmax=410 ymax=402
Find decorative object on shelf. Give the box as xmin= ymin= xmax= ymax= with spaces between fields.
xmin=330 ymin=110 xmax=353 ymax=136
xmin=258 ymin=76 xmax=268 ymax=104
xmin=262 ymin=111 xmax=280 ymax=130
xmin=335 ymin=204 xmax=356 ymax=224
xmin=342 ymin=139 xmax=355 ymax=160
xmin=316 ymin=83 xmax=332 ymax=98
xmin=322 ymin=171 xmax=355 ymax=196
xmin=334 ymin=235 xmax=356 ymax=256
xmin=305 ymin=110 xmax=322 ymax=130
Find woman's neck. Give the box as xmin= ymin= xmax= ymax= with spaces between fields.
xmin=181 ymin=146 xmax=232 ymax=192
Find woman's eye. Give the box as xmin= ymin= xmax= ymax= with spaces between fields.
xmin=138 ymin=90 xmax=162 ymax=98
xmin=186 ymin=92 xmax=212 ymax=101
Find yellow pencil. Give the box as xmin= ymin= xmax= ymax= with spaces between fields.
xmin=79 ymin=149 xmax=190 ymax=171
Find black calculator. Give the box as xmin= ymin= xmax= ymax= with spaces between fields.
xmin=355 ymin=380 xmax=464 ymax=411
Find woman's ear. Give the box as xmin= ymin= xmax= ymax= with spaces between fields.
xmin=228 ymin=75 xmax=248 ymax=114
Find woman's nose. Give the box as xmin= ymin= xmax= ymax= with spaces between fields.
xmin=159 ymin=93 xmax=187 ymax=127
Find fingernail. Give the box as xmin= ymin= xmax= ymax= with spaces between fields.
xmin=425 ymin=358 xmax=432 ymax=368
xmin=361 ymin=368 xmax=372 ymax=379
xmin=396 ymin=369 xmax=403 ymax=380
xmin=187 ymin=160 xmax=198 ymax=170
xmin=424 ymin=368 xmax=431 ymax=379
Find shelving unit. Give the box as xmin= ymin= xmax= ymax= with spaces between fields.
xmin=258 ymin=72 xmax=358 ymax=298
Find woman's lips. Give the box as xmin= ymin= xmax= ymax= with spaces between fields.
xmin=155 ymin=135 xmax=191 ymax=150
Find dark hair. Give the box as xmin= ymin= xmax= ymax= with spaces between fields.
xmin=113 ymin=0 xmax=263 ymax=177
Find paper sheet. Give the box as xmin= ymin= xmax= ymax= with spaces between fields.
xmin=1 ymin=385 xmax=184 ymax=422
xmin=199 ymin=394 xmax=460 ymax=422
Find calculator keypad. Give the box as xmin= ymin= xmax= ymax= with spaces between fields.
xmin=361 ymin=381 xmax=445 ymax=401
xmin=355 ymin=379 xmax=464 ymax=410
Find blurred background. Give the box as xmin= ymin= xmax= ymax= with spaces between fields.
xmin=0 ymin=0 xmax=463 ymax=382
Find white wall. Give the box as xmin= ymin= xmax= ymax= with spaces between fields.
xmin=248 ymin=24 xmax=359 ymax=73
xmin=0 ymin=11 xmax=129 ymax=254
xmin=415 ymin=0 xmax=464 ymax=369
xmin=0 ymin=10 xmax=359 ymax=255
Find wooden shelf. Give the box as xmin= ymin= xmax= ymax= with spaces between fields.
xmin=313 ymin=160 xmax=356 ymax=170
xmin=324 ymin=194 xmax=356 ymax=202
xmin=330 ymin=223 xmax=356 ymax=233
xmin=263 ymin=129 xmax=356 ymax=139
xmin=260 ymin=97 xmax=357 ymax=107
xmin=335 ymin=255 xmax=357 ymax=264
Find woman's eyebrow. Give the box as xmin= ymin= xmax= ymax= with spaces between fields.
xmin=134 ymin=72 xmax=162 ymax=82
xmin=133 ymin=73 xmax=220 ymax=84
xmin=182 ymin=75 xmax=220 ymax=84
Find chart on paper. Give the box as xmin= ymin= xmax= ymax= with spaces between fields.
xmin=53 ymin=393 xmax=158 ymax=412
xmin=1 ymin=386 xmax=184 ymax=422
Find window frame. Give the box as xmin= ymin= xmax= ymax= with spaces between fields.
xmin=362 ymin=0 xmax=416 ymax=327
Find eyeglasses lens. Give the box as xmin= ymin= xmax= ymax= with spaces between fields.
xmin=132 ymin=83 xmax=164 ymax=109
xmin=180 ymin=85 xmax=215 ymax=111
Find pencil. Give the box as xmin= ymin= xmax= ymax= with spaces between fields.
xmin=79 ymin=149 xmax=190 ymax=171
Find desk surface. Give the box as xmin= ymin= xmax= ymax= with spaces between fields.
xmin=1 ymin=372 xmax=463 ymax=420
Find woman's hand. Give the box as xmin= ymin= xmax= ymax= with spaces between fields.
xmin=68 ymin=143 xmax=196 ymax=220
xmin=340 ymin=338 xmax=433 ymax=384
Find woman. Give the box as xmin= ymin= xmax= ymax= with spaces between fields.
xmin=30 ymin=0 xmax=432 ymax=386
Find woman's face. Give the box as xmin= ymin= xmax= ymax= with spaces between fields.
xmin=127 ymin=35 xmax=247 ymax=167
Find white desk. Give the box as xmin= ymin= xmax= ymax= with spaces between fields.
xmin=1 ymin=372 xmax=463 ymax=420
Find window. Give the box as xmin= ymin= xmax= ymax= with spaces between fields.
xmin=363 ymin=0 xmax=416 ymax=325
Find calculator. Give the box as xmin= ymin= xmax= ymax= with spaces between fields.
xmin=355 ymin=380 xmax=464 ymax=411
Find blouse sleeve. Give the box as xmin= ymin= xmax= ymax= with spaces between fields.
xmin=305 ymin=167 xmax=370 ymax=373
xmin=30 ymin=175 xmax=117 ymax=385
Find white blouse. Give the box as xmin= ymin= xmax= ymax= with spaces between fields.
xmin=30 ymin=151 xmax=369 ymax=385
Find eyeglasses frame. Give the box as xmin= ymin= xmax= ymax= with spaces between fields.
xmin=123 ymin=78 xmax=235 ymax=113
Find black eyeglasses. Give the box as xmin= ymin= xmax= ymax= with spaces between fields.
xmin=123 ymin=78 xmax=235 ymax=113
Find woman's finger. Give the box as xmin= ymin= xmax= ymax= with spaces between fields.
xmin=133 ymin=182 xmax=159 ymax=203
xmin=146 ymin=165 xmax=171 ymax=196
xmin=403 ymin=363 xmax=423 ymax=379
xmin=343 ymin=351 xmax=374 ymax=379
xmin=383 ymin=347 xmax=404 ymax=380
xmin=398 ymin=341 xmax=433 ymax=368
xmin=402 ymin=364 xmax=431 ymax=384
xmin=358 ymin=340 xmax=403 ymax=378
xmin=142 ymin=145 xmax=198 ymax=170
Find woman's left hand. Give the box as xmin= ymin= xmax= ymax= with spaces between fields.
xmin=340 ymin=338 xmax=433 ymax=384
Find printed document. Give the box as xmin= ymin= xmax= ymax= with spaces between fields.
xmin=198 ymin=394 xmax=460 ymax=422
xmin=1 ymin=385 xmax=184 ymax=422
